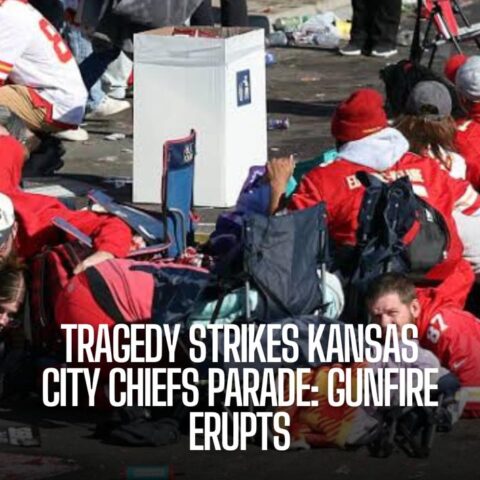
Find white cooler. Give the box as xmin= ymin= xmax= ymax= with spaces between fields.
xmin=133 ymin=27 xmax=267 ymax=207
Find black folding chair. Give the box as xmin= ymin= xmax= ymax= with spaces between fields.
xmin=205 ymin=203 xmax=330 ymax=325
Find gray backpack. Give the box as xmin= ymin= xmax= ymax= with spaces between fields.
xmin=77 ymin=0 xmax=203 ymax=30
xmin=112 ymin=0 xmax=203 ymax=27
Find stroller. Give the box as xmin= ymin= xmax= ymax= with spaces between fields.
xmin=410 ymin=0 xmax=480 ymax=66
xmin=367 ymin=373 xmax=461 ymax=458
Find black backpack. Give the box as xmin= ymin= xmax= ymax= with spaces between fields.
xmin=380 ymin=59 xmax=464 ymax=119
xmin=340 ymin=172 xmax=449 ymax=323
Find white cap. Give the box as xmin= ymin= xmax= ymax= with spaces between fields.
xmin=456 ymin=56 xmax=480 ymax=101
xmin=0 ymin=193 xmax=15 ymax=245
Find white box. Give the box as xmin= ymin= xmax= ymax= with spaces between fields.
xmin=133 ymin=27 xmax=267 ymax=207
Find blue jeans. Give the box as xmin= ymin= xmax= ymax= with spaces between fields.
xmin=79 ymin=46 xmax=122 ymax=92
xmin=64 ymin=26 xmax=105 ymax=111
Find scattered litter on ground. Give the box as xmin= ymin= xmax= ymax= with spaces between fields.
xmin=104 ymin=176 xmax=133 ymax=188
xmin=271 ymin=13 xmax=344 ymax=49
xmin=300 ymin=76 xmax=321 ymax=82
xmin=268 ymin=118 xmax=290 ymax=130
xmin=397 ymin=29 xmax=416 ymax=47
xmin=265 ymin=51 xmax=277 ymax=66
xmin=2 ymin=426 xmax=41 ymax=447
xmin=267 ymin=31 xmax=288 ymax=47
xmin=97 ymin=156 xmax=119 ymax=163
xmin=274 ymin=15 xmax=311 ymax=33
xmin=121 ymin=148 xmax=134 ymax=154
xmin=104 ymin=133 xmax=126 ymax=141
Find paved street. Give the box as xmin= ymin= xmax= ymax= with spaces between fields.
xmin=3 ymin=2 xmax=480 ymax=479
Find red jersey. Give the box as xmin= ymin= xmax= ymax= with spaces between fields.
xmin=455 ymin=104 xmax=480 ymax=191
xmin=0 ymin=136 xmax=132 ymax=259
xmin=417 ymin=278 xmax=480 ymax=418
xmin=289 ymin=128 xmax=480 ymax=286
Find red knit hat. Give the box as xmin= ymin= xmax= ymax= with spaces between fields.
xmin=444 ymin=54 xmax=468 ymax=84
xmin=331 ymin=89 xmax=388 ymax=143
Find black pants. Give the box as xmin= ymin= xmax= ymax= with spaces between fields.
xmin=350 ymin=0 xmax=402 ymax=50
xmin=191 ymin=0 xmax=249 ymax=27
xmin=29 ymin=0 xmax=65 ymax=31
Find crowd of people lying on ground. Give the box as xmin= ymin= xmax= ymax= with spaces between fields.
xmin=1 ymin=0 xmax=480 ymax=454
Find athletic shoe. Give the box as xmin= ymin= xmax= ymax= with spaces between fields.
xmin=23 ymin=137 xmax=65 ymax=177
xmin=371 ymin=46 xmax=398 ymax=58
xmin=339 ymin=43 xmax=362 ymax=56
xmin=54 ymin=127 xmax=89 ymax=142
xmin=86 ymin=96 xmax=131 ymax=119
xmin=106 ymin=89 xmax=127 ymax=100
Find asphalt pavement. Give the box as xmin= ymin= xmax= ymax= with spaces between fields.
xmin=4 ymin=2 xmax=480 ymax=479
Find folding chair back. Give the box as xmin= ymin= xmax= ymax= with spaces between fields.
xmin=423 ymin=0 xmax=459 ymax=38
xmin=87 ymin=190 xmax=171 ymax=259
xmin=87 ymin=130 xmax=196 ymax=259
xmin=242 ymin=203 xmax=328 ymax=322
xmin=412 ymin=0 xmax=480 ymax=65
xmin=162 ymin=129 xmax=197 ymax=257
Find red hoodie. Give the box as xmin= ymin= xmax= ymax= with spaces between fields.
xmin=289 ymin=128 xmax=479 ymax=297
xmin=455 ymin=103 xmax=480 ymax=191
xmin=417 ymin=276 xmax=480 ymax=418
xmin=0 ymin=135 xmax=132 ymax=259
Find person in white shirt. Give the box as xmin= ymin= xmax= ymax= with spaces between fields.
xmin=0 ymin=0 xmax=87 ymax=136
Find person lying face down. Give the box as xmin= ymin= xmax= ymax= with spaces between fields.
xmin=267 ymin=88 xmax=480 ymax=305
xmin=366 ymin=272 xmax=480 ymax=418
xmin=0 ymin=131 xmax=133 ymax=273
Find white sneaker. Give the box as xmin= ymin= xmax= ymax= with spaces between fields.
xmin=106 ymin=89 xmax=127 ymax=100
xmin=339 ymin=43 xmax=362 ymax=56
xmin=86 ymin=96 xmax=131 ymax=119
xmin=371 ymin=47 xmax=398 ymax=58
xmin=54 ymin=127 xmax=89 ymax=142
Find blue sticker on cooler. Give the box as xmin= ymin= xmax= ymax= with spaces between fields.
xmin=237 ymin=69 xmax=251 ymax=107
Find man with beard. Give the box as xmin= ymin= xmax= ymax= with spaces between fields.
xmin=366 ymin=272 xmax=480 ymax=418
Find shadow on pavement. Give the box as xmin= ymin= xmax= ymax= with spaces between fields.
xmin=267 ymin=99 xmax=338 ymax=117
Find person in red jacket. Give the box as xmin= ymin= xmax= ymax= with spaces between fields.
xmin=443 ymin=55 xmax=480 ymax=191
xmin=366 ymin=272 xmax=480 ymax=418
xmin=0 ymin=131 xmax=132 ymax=272
xmin=268 ymin=88 xmax=480 ymax=305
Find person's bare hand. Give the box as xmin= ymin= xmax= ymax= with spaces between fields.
xmin=131 ymin=235 xmax=147 ymax=251
xmin=267 ymin=156 xmax=295 ymax=193
xmin=73 ymin=250 xmax=115 ymax=275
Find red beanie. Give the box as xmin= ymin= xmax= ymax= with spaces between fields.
xmin=331 ymin=89 xmax=388 ymax=143
xmin=444 ymin=54 xmax=468 ymax=84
